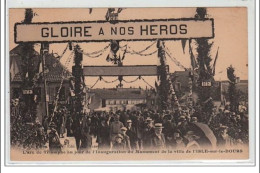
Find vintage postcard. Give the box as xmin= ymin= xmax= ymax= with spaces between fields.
xmin=8 ymin=7 xmax=250 ymax=163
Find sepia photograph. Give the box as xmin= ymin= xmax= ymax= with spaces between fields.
xmin=8 ymin=7 xmax=250 ymax=162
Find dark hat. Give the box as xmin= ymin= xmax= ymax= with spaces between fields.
xmin=164 ymin=114 xmax=172 ymax=120
xmin=49 ymin=122 xmax=56 ymax=128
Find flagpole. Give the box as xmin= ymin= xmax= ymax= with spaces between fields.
xmin=41 ymin=43 xmax=49 ymax=118
xmin=188 ymin=39 xmax=194 ymax=114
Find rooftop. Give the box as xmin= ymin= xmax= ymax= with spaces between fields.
xmin=10 ymin=45 xmax=72 ymax=82
xmin=90 ymin=88 xmax=147 ymax=99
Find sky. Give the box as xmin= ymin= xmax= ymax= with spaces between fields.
xmin=9 ymin=8 xmax=248 ymax=89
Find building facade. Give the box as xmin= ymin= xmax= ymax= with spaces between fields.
xmin=10 ymin=45 xmax=72 ymax=122
xmin=87 ymin=88 xmax=156 ymax=112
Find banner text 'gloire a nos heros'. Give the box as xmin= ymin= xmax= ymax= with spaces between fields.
xmin=15 ymin=18 xmax=214 ymax=43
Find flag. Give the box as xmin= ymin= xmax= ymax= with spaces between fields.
xmin=89 ymin=8 xmax=93 ymax=14
xmin=189 ymin=40 xmax=197 ymax=70
xmin=121 ymin=47 xmax=127 ymax=60
xmin=105 ymin=8 xmax=115 ymax=21
xmin=105 ymin=10 xmax=110 ymax=21
xmin=181 ymin=39 xmax=187 ymax=53
xmin=155 ymin=81 xmax=158 ymax=90
xmin=212 ymin=47 xmax=219 ymax=76
xmin=117 ymin=8 xmax=123 ymax=13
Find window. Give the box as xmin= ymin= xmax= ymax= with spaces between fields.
xmin=102 ymin=99 xmax=106 ymax=107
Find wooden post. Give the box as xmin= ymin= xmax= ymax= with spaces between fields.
xmin=40 ymin=43 xmax=49 ymax=117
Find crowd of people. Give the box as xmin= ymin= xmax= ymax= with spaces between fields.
xmin=10 ymin=102 xmax=249 ymax=152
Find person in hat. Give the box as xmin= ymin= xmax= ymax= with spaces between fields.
xmin=184 ymin=131 xmax=201 ymax=149
xmin=130 ymin=112 xmax=145 ymax=150
xmin=125 ymin=119 xmax=138 ymax=150
xmin=172 ymin=131 xmax=185 ymax=149
xmin=190 ymin=117 xmax=198 ymax=123
xmin=150 ymin=123 xmax=166 ymax=150
xmin=48 ymin=122 xmax=62 ymax=152
xmin=175 ymin=136 xmax=185 ymax=149
xmin=97 ymin=118 xmax=110 ymax=149
xmin=162 ymin=114 xmax=175 ymax=148
xmin=143 ymin=117 xmax=155 ymax=149
xmin=66 ymin=115 xmax=73 ymax=137
xmin=36 ymin=125 xmax=47 ymax=149
xmin=55 ymin=110 xmax=62 ymax=137
xmin=59 ymin=112 xmax=66 ymax=138
xmin=120 ymin=127 xmax=131 ymax=151
xmin=72 ymin=113 xmax=87 ymax=150
xmin=176 ymin=115 xmax=189 ymax=135
xmin=112 ymin=134 xmax=125 ymax=151
xmin=109 ymin=114 xmax=124 ymax=146
xmin=81 ymin=126 xmax=92 ymax=151
xmin=217 ymin=125 xmax=233 ymax=147
xmin=42 ymin=115 xmax=49 ymax=134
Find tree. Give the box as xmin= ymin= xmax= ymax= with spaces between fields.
xmin=157 ymin=40 xmax=181 ymax=111
xmin=72 ymin=45 xmax=85 ymax=114
xmin=227 ymin=65 xmax=239 ymax=112
xmin=157 ymin=40 xmax=170 ymax=111
xmin=10 ymin=9 xmax=43 ymax=148
xmin=194 ymin=7 xmax=215 ymax=121
xmin=19 ymin=9 xmax=41 ymax=122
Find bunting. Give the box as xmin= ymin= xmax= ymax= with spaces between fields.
xmin=189 ymin=40 xmax=198 ymax=70
xmin=212 ymin=47 xmax=219 ymax=76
